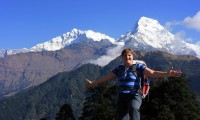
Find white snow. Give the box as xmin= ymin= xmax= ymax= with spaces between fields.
xmin=85 ymin=30 xmax=115 ymax=43
xmin=29 ymin=29 xmax=115 ymax=52
xmin=118 ymin=16 xmax=200 ymax=58
xmin=0 ymin=17 xmax=200 ymax=59
xmin=132 ymin=17 xmax=174 ymax=48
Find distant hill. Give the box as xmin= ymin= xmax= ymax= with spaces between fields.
xmin=0 ymin=41 xmax=115 ymax=98
xmin=0 ymin=50 xmax=199 ymax=119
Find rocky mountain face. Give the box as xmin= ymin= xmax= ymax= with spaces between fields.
xmin=120 ymin=17 xmax=200 ymax=57
xmin=0 ymin=16 xmax=200 ymax=98
xmin=0 ymin=41 xmax=115 ymax=98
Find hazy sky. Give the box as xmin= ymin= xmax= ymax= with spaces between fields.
xmin=0 ymin=0 xmax=200 ymax=49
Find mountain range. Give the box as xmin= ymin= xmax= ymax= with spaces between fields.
xmin=0 ymin=51 xmax=200 ymax=120
xmin=1 ymin=17 xmax=200 ymax=58
xmin=0 ymin=16 xmax=200 ymax=99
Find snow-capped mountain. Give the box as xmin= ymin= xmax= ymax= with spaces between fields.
xmin=0 ymin=29 xmax=116 ymax=57
xmin=0 ymin=16 xmax=200 ymax=58
xmin=1 ymin=16 xmax=200 ymax=101
xmin=118 ymin=17 xmax=200 ymax=58
xmin=30 ymin=29 xmax=116 ymax=51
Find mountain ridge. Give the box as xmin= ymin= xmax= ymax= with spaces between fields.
xmin=0 ymin=16 xmax=200 ymax=58
xmin=0 ymin=16 xmax=200 ymax=99
xmin=0 ymin=42 xmax=116 ymax=98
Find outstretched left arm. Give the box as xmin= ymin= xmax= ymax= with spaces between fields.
xmin=144 ymin=67 xmax=182 ymax=78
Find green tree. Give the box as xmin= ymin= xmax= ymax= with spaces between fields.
xmin=79 ymin=84 xmax=117 ymax=120
xmin=141 ymin=75 xmax=200 ymax=120
xmin=55 ymin=104 xmax=75 ymax=120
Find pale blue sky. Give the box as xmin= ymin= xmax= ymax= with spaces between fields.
xmin=0 ymin=0 xmax=200 ymax=49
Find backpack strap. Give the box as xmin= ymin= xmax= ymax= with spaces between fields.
xmin=117 ymin=64 xmax=137 ymax=77
xmin=128 ymin=64 xmax=137 ymax=77
xmin=116 ymin=64 xmax=125 ymax=76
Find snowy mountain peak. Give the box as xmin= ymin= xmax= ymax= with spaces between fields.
xmin=122 ymin=17 xmax=174 ymax=49
xmin=136 ymin=16 xmax=165 ymax=33
xmin=0 ymin=29 xmax=116 ymax=58
xmin=118 ymin=17 xmax=200 ymax=58
xmin=65 ymin=28 xmax=84 ymax=37
xmin=30 ymin=29 xmax=115 ymax=51
xmin=85 ymin=30 xmax=115 ymax=42
xmin=0 ymin=17 xmax=200 ymax=59
xmin=64 ymin=28 xmax=115 ymax=42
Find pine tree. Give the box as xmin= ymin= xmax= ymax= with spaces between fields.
xmin=141 ymin=75 xmax=200 ymax=120
xmin=55 ymin=104 xmax=75 ymax=120
xmin=79 ymin=84 xmax=117 ymax=120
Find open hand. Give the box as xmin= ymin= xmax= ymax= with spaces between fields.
xmin=168 ymin=67 xmax=182 ymax=77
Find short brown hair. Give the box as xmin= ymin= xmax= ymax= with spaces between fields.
xmin=121 ymin=48 xmax=137 ymax=58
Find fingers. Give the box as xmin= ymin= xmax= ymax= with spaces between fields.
xmin=85 ymin=79 xmax=92 ymax=89
xmin=168 ymin=66 xmax=182 ymax=77
xmin=176 ymin=70 xmax=182 ymax=77
xmin=171 ymin=70 xmax=182 ymax=77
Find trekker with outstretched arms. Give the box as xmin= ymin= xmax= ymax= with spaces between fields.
xmin=85 ymin=48 xmax=182 ymax=120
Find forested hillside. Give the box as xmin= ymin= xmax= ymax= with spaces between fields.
xmin=0 ymin=50 xmax=200 ymax=120
xmin=0 ymin=64 xmax=102 ymax=120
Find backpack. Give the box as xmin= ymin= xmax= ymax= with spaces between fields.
xmin=141 ymin=74 xmax=150 ymax=99
xmin=117 ymin=60 xmax=150 ymax=99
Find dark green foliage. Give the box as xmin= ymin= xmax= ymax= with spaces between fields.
xmin=55 ymin=104 xmax=75 ymax=120
xmin=79 ymin=85 xmax=117 ymax=120
xmin=0 ymin=64 xmax=101 ymax=120
xmin=141 ymin=75 xmax=200 ymax=120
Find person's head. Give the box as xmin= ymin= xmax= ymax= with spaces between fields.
xmin=121 ymin=48 xmax=137 ymax=65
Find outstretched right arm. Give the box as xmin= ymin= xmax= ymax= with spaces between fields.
xmin=85 ymin=72 xmax=117 ymax=89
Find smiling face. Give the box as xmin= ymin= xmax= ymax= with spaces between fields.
xmin=122 ymin=53 xmax=134 ymax=66
xmin=121 ymin=48 xmax=136 ymax=67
